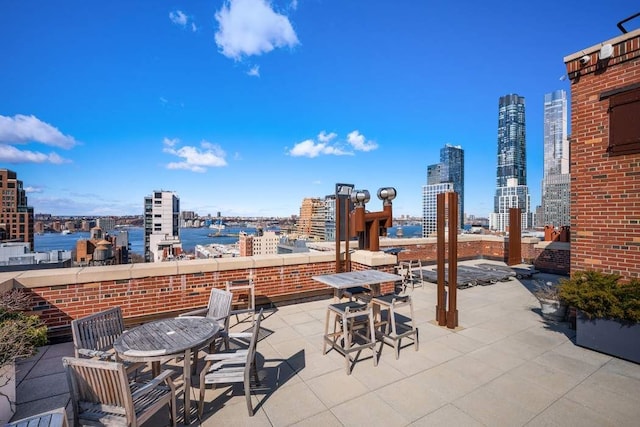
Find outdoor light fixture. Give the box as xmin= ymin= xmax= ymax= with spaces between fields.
xmin=350 ymin=189 xmax=370 ymax=206
xmin=377 ymin=187 xmax=397 ymax=205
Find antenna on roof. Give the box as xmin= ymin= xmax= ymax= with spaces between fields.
xmin=617 ymin=11 xmax=640 ymax=34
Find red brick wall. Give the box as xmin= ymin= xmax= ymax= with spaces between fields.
xmin=20 ymin=236 xmax=570 ymax=336
xmin=533 ymin=243 xmax=571 ymax=275
xmin=395 ymin=239 xmax=509 ymax=264
xmin=565 ymin=32 xmax=640 ymax=279
xmin=27 ymin=260 xmax=339 ymax=331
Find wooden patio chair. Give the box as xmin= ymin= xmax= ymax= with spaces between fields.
xmin=180 ymin=287 xmax=234 ymax=350
xmin=6 ymin=407 xmax=69 ymax=427
xmin=63 ymin=356 xmax=177 ymax=427
xmin=399 ymin=260 xmax=424 ymax=290
xmin=226 ymin=278 xmax=256 ymax=324
xmin=70 ymin=306 xmax=144 ymax=375
xmin=198 ymin=308 xmax=264 ymax=418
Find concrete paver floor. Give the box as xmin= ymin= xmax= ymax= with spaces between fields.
xmin=11 ymin=262 xmax=640 ymax=426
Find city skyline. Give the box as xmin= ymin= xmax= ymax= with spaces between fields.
xmin=1 ymin=1 xmax=636 ymax=218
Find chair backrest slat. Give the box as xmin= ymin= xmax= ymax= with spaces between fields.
xmin=206 ymin=288 xmax=233 ymax=320
xmin=71 ymin=307 xmax=126 ymax=357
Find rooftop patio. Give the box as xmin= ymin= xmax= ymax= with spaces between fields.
xmin=12 ymin=262 xmax=640 ymax=426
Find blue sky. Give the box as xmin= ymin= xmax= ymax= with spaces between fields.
xmin=1 ymin=1 xmax=637 ymax=218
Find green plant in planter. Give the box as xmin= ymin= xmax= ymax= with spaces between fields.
xmin=0 ymin=289 xmax=48 ymax=368
xmin=558 ymin=270 xmax=640 ymax=323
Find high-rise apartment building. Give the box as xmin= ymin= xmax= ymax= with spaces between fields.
xmin=96 ymin=217 xmax=116 ymax=232
xmin=426 ymin=163 xmax=442 ymax=185
xmin=0 ymin=169 xmax=35 ymax=250
xmin=542 ymin=90 xmax=571 ymax=227
xmin=238 ymin=230 xmax=281 ymax=256
xmin=143 ymin=190 xmax=181 ymax=262
xmin=296 ymin=197 xmax=326 ymax=241
xmin=422 ymin=144 xmax=464 ymax=237
xmin=491 ymin=94 xmax=532 ymax=231
xmin=440 ymin=144 xmax=464 ymax=225
xmin=422 ymin=182 xmax=455 ymax=237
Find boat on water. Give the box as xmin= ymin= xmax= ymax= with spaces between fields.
xmin=207 ymin=232 xmax=237 ymax=238
xmin=61 ymin=230 xmax=73 ymax=235
xmin=209 ymin=218 xmax=225 ymax=230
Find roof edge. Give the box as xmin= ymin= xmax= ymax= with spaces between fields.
xmin=564 ymin=27 xmax=640 ymax=63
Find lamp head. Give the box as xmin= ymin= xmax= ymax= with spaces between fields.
xmin=377 ymin=187 xmax=397 ymax=205
xmin=350 ymin=189 xmax=370 ymax=206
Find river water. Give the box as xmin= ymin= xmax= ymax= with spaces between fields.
xmin=34 ymin=225 xmax=423 ymax=255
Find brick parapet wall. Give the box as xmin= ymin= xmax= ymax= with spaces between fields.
xmin=532 ymin=241 xmax=571 ymax=275
xmin=564 ymin=29 xmax=640 ymax=279
xmin=0 ymin=236 xmax=569 ymax=336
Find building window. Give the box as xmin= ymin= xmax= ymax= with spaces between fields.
xmin=604 ymin=85 xmax=640 ymax=156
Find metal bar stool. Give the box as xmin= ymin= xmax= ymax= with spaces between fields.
xmin=371 ymin=293 xmax=419 ymax=359
xmin=323 ymin=301 xmax=378 ymax=374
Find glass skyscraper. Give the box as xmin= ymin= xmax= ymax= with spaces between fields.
xmin=422 ymin=144 xmax=464 ymax=237
xmin=543 ymin=90 xmax=569 ymax=177
xmin=496 ymin=94 xmax=527 ymax=188
xmin=491 ymin=94 xmax=531 ymax=231
xmin=542 ymin=89 xmax=570 ymax=227
xmin=440 ymin=144 xmax=464 ymax=225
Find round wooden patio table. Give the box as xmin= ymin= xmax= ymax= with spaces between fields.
xmin=114 ymin=316 xmax=220 ymax=425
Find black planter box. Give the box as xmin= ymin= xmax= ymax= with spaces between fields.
xmin=576 ymin=311 xmax=640 ymax=364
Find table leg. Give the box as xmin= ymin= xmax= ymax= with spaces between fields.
xmin=183 ymin=348 xmax=192 ymax=424
xmin=151 ymin=361 xmax=161 ymax=377
xmin=371 ymin=284 xmax=382 ymax=323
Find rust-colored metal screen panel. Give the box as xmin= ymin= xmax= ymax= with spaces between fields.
xmin=508 ymin=208 xmax=521 ymax=266
xmin=608 ymin=87 xmax=640 ymax=156
xmin=436 ymin=193 xmax=446 ymax=326
xmin=446 ymin=192 xmax=458 ymax=329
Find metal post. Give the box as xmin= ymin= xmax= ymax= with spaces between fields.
xmin=335 ymin=184 xmax=354 ymax=273
xmin=345 ymin=195 xmax=351 ymax=271
xmin=446 ymin=192 xmax=459 ymax=329
xmin=335 ymin=193 xmax=342 ymax=273
xmin=436 ymin=193 xmax=447 ymax=326
xmin=508 ymin=207 xmax=522 ymax=266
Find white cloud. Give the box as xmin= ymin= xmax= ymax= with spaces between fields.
xmin=163 ymin=138 xmax=227 ymax=172
xmin=163 ymin=137 xmax=179 ymax=148
xmin=214 ymin=0 xmax=299 ymax=61
xmin=24 ymin=186 xmax=42 ymax=193
xmin=290 ymin=0 xmax=298 ymax=10
xmin=170 ymin=10 xmax=198 ymax=32
xmin=247 ymin=65 xmax=260 ymax=77
xmin=288 ymin=138 xmax=349 ymax=158
xmin=169 ymin=10 xmax=188 ymax=26
xmin=347 ymin=130 xmax=378 ymax=152
xmin=317 ymin=131 xmax=337 ymax=143
xmin=0 ymin=114 xmax=77 ymax=148
xmin=288 ymin=129 xmax=379 ymax=158
xmin=0 ymin=144 xmax=70 ymax=164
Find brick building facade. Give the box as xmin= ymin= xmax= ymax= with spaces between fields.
xmin=564 ymin=28 xmax=640 ymax=279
